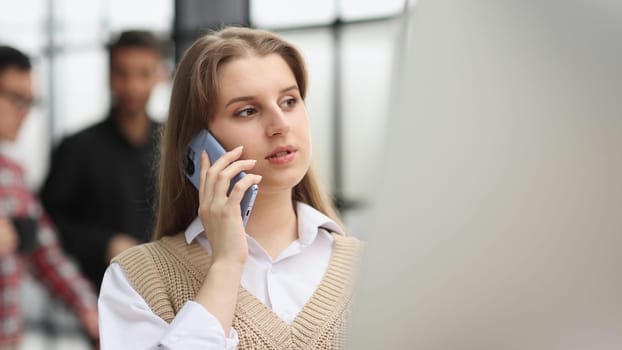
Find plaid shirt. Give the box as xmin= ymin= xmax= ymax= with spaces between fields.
xmin=0 ymin=154 xmax=97 ymax=348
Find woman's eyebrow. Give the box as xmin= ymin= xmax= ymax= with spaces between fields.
xmin=280 ymin=85 xmax=298 ymax=94
xmin=225 ymin=95 xmax=253 ymax=108
xmin=225 ymin=85 xmax=299 ymax=108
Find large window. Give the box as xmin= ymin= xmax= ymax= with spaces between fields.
xmin=1 ymin=0 xmax=408 ymax=208
xmin=1 ymin=2 xmax=408 ymax=348
xmin=0 ymin=0 xmax=174 ymax=189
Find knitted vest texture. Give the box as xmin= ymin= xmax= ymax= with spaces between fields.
xmin=113 ymin=233 xmax=363 ymax=349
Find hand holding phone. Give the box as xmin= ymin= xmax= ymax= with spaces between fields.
xmin=185 ymin=130 xmax=259 ymax=227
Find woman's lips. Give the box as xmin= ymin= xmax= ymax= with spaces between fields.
xmin=266 ymin=149 xmax=297 ymax=164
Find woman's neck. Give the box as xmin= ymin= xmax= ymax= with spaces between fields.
xmin=245 ymin=189 xmax=297 ymax=259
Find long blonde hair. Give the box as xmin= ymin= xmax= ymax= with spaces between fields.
xmin=153 ymin=27 xmax=344 ymax=240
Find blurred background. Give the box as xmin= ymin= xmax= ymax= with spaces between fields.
xmin=349 ymin=0 xmax=622 ymax=349
xmin=0 ymin=0 xmax=413 ymax=348
xmin=2 ymin=0 xmax=622 ymax=349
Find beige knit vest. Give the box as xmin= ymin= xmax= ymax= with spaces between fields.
xmin=113 ymin=232 xmax=364 ymax=349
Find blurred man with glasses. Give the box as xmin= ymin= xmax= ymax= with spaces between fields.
xmin=0 ymin=45 xmax=98 ymax=349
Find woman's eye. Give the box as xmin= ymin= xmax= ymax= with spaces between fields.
xmin=235 ymin=107 xmax=256 ymax=118
xmin=281 ymin=97 xmax=297 ymax=109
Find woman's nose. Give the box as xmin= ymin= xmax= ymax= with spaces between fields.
xmin=265 ymin=106 xmax=291 ymax=137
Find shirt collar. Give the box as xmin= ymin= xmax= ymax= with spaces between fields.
xmin=295 ymin=202 xmax=344 ymax=245
xmin=184 ymin=216 xmax=205 ymax=244
xmin=184 ymin=201 xmax=345 ymax=245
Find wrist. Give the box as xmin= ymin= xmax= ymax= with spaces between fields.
xmin=195 ymin=260 xmax=244 ymax=327
xmin=211 ymin=246 xmax=247 ymax=267
xmin=209 ymin=259 xmax=245 ymax=277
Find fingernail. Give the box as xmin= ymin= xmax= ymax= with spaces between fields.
xmin=235 ymin=145 xmax=244 ymax=152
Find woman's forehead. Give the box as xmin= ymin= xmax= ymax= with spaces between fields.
xmin=216 ymin=54 xmax=297 ymax=99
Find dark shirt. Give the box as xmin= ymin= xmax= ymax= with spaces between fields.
xmin=40 ymin=110 xmax=160 ymax=289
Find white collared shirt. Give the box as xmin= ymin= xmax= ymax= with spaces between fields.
xmin=98 ymin=202 xmax=344 ymax=350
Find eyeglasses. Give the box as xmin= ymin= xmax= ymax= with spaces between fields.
xmin=0 ymin=87 xmax=37 ymax=111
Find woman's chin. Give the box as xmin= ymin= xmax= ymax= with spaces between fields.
xmin=255 ymin=176 xmax=304 ymax=196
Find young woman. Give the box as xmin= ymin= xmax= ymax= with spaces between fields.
xmin=98 ymin=27 xmax=363 ymax=349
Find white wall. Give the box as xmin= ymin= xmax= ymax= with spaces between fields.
xmin=349 ymin=0 xmax=622 ymax=348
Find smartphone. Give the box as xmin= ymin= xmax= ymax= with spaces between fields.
xmin=185 ymin=129 xmax=258 ymax=227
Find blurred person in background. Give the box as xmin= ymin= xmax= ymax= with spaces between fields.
xmin=0 ymin=45 xmax=98 ymax=350
xmin=40 ymin=30 xmax=167 ymax=290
